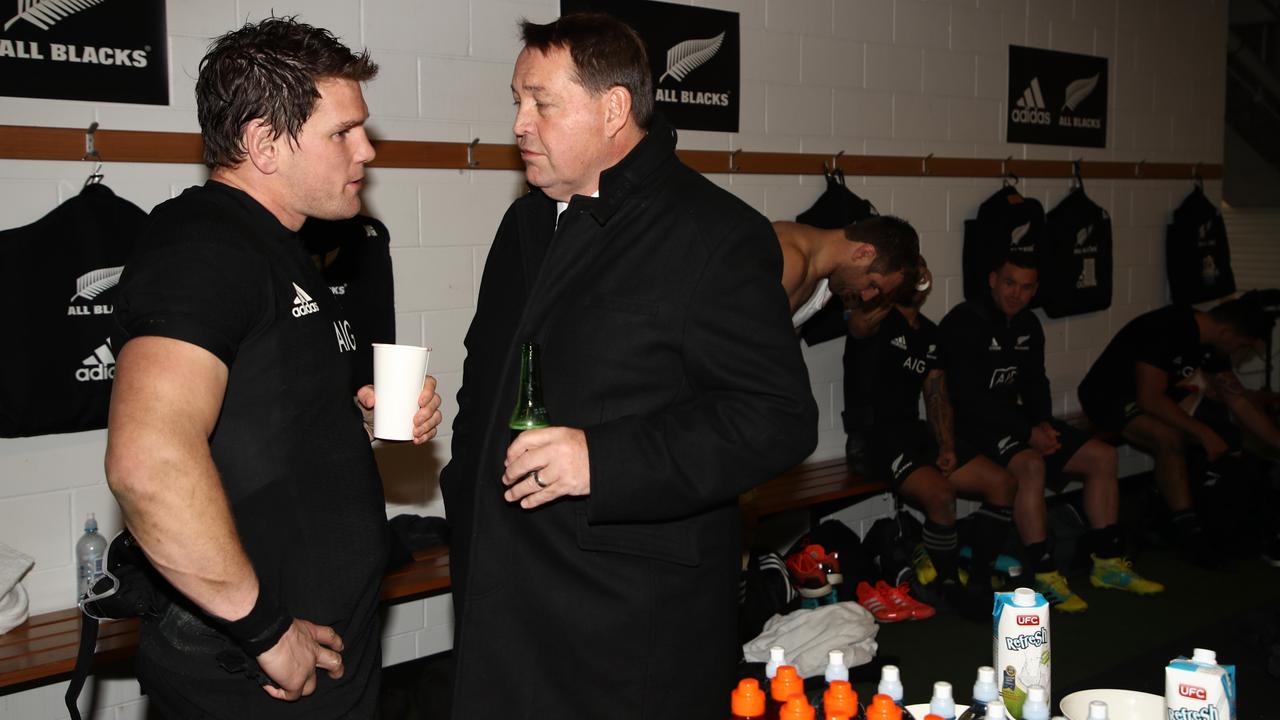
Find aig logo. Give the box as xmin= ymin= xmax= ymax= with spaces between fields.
xmin=989 ymin=366 xmax=1018 ymax=388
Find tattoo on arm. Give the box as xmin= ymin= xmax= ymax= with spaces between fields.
xmin=924 ymin=371 xmax=954 ymax=449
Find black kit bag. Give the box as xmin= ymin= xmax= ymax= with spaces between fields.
xmin=0 ymin=183 xmax=144 ymax=437
xmin=795 ymin=169 xmax=878 ymax=346
xmin=1042 ymin=185 xmax=1113 ymax=318
xmin=300 ymin=213 xmax=396 ymax=391
xmin=962 ymin=184 xmax=1047 ymax=305
xmin=1167 ymin=184 xmax=1236 ymax=305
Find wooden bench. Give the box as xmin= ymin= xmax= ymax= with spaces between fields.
xmin=1 ymin=461 xmax=884 ymax=696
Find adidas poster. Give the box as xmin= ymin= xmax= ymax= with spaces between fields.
xmin=561 ymin=0 xmax=739 ymax=132
xmin=0 ymin=0 xmax=168 ymax=105
xmin=1006 ymin=45 xmax=1108 ymax=148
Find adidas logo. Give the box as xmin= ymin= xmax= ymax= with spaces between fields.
xmin=76 ymin=338 xmax=115 ymax=382
xmin=291 ymin=282 xmax=319 ymax=318
xmin=1011 ymin=77 xmax=1051 ymax=125
xmin=989 ymin=337 xmax=1002 ymax=351
xmin=891 ymin=335 xmax=908 ymax=350
xmin=363 ymin=223 xmax=378 ymax=238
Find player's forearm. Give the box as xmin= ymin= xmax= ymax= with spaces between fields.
xmin=1137 ymin=392 xmax=1215 ymax=443
xmin=106 ymin=440 xmax=259 ymax=621
xmin=924 ymin=373 xmax=955 ymax=449
xmin=1227 ymin=394 xmax=1280 ymax=449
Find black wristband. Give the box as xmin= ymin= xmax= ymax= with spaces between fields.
xmin=219 ymin=591 xmax=292 ymax=657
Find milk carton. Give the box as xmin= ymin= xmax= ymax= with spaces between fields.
xmin=1165 ymin=647 xmax=1235 ymax=720
xmin=993 ymin=587 xmax=1050 ymax=718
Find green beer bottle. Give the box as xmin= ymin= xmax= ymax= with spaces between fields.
xmin=509 ymin=342 xmax=550 ymax=431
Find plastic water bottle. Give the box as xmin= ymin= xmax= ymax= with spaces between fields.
xmin=766 ymin=646 xmax=787 ymax=679
xmin=826 ymin=650 xmax=849 ymax=683
xmin=984 ymin=699 xmax=1005 ymax=719
xmin=1021 ymin=685 xmax=1049 ymax=720
xmin=877 ymin=666 xmax=915 ymax=719
xmin=929 ymin=681 xmax=956 ymax=720
xmin=1087 ymin=700 xmax=1108 ymax=719
xmin=958 ymin=667 xmax=999 ymax=720
xmin=75 ymin=513 xmax=107 ymax=599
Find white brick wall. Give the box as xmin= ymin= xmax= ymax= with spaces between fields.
xmin=0 ymin=0 xmax=1227 ymax=715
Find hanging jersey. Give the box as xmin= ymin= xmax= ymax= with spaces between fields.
xmin=791 ymin=278 xmax=833 ymax=328
xmin=1166 ymin=185 xmax=1235 ymax=305
xmin=962 ymin=185 xmax=1046 ymax=306
xmin=1043 ymin=187 xmax=1113 ymax=318
xmin=0 ymin=183 xmax=144 ymax=437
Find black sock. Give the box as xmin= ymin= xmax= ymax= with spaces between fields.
xmin=1171 ymin=509 xmax=1204 ymax=540
xmin=923 ymin=520 xmax=959 ymax=583
xmin=1025 ymin=541 xmax=1056 ymax=574
xmin=1088 ymin=524 xmax=1124 ymax=560
xmin=970 ymin=504 xmax=1013 ymax=585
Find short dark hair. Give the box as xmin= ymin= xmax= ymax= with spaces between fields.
xmin=995 ymin=249 xmax=1039 ymax=274
xmin=891 ymin=254 xmax=926 ymax=305
xmin=196 ymin=16 xmax=378 ymax=169
xmin=1210 ymin=297 xmax=1273 ymax=341
xmin=845 ymin=215 xmax=920 ymax=275
xmin=519 ymin=13 xmax=654 ymax=130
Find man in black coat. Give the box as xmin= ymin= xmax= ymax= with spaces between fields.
xmin=439 ymin=13 xmax=818 ymax=719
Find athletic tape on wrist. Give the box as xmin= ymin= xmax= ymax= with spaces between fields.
xmin=219 ymin=591 xmax=292 ymax=657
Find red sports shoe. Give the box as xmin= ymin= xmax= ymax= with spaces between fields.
xmin=875 ymin=580 xmax=936 ymax=621
xmin=786 ymin=546 xmax=833 ymax=599
xmin=855 ymin=581 xmax=908 ymax=622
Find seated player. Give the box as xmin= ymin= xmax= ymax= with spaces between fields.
xmin=774 ymin=216 xmax=919 ymax=328
xmin=1078 ymin=297 xmax=1280 ymax=567
xmin=940 ymin=254 xmax=1163 ymax=612
xmin=845 ymin=258 xmax=1018 ymax=616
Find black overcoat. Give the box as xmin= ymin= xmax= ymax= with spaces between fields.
xmin=440 ymin=117 xmax=818 ymax=719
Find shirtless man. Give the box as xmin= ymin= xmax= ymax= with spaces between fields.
xmin=774 ymin=216 xmax=920 ymax=328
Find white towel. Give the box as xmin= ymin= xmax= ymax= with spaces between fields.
xmin=0 ymin=541 xmax=35 ymax=635
xmin=743 ymin=601 xmax=879 ymax=678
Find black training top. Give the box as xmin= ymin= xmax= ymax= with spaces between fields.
xmin=939 ymin=297 xmax=1052 ymax=437
xmin=113 ymin=181 xmax=388 ymax=718
xmin=1079 ymin=305 xmax=1231 ymax=408
xmin=846 ymin=307 xmax=944 ymax=426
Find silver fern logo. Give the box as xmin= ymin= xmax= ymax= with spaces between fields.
xmin=658 ymin=32 xmax=724 ymax=83
xmin=1061 ymin=74 xmax=1099 ymax=112
xmin=70 ymin=265 xmax=123 ymax=302
xmin=4 ymin=0 xmax=107 ymax=31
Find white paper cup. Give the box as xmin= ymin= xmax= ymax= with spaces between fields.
xmin=372 ymin=343 xmax=430 ymax=441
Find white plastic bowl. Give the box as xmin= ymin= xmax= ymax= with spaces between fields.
xmin=905 ymin=702 xmax=970 ymax=718
xmin=1060 ymin=689 xmax=1163 ymax=720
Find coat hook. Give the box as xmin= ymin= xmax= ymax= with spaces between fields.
xmin=83 ymin=121 xmax=100 ymax=162
xmin=466 ymin=138 xmax=480 ymax=168
xmin=1134 ymin=159 xmax=1145 ymax=178
xmin=729 ymin=148 xmax=741 ymax=173
xmin=921 ymin=153 xmax=934 ymax=176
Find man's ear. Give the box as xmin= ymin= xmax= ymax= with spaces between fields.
xmin=243 ymin=119 xmax=281 ymax=174
xmin=851 ymin=244 xmax=876 ymax=264
xmin=989 ymin=270 xmax=998 ymax=290
xmin=603 ymin=85 xmax=633 ymax=138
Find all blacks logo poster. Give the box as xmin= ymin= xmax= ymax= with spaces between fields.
xmin=1 ymin=0 xmax=168 ymax=105
xmin=1007 ymin=45 xmax=1107 ymax=148
xmin=561 ymin=0 xmax=739 ymax=133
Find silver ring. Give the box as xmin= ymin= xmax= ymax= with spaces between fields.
xmin=532 ymin=470 xmax=547 ymax=488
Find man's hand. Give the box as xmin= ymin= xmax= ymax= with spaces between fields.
xmin=1028 ymin=422 xmax=1061 ymax=456
xmin=257 ymin=619 xmax=345 ymax=701
xmin=502 ymin=427 xmax=591 ymax=509
xmin=1198 ymin=428 xmax=1230 ymax=462
xmin=935 ymin=447 xmax=957 ymax=476
xmin=355 ymin=376 xmax=444 ymax=445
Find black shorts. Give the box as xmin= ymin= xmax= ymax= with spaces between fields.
xmin=964 ymin=417 xmax=1089 ymax=478
xmin=867 ymin=420 xmax=978 ymax=488
xmin=1078 ymin=389 xmax=1142 ymax=434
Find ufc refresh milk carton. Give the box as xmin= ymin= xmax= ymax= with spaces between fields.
xmin=1165 ymin=648 xmax=1235 ymax=720
xmin=993 ymin=587 xmax=1050 ymax=718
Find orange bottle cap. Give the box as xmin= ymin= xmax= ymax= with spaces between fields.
xmin=924 ymin=715 xmax=946 ymax=720
xmin=823 ymin=680 xmax=859 ymax=714
xmin=771 ymin=665 xmax=803 ymax=702
xmin=731 ymin=678 xmax=766 ymax=717
xmin=866 ymin=693 xmax=903 ymax=720
xmin=779 ymin=696 xmax=816 ymax=720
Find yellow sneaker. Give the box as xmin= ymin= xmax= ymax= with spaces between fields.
xmin=1090 ymin=555 xmax=1165 ymax=594
xmin=1033 ymin=570 xmax=1088 ymax=612
xmin=911 ymin=544 xmax=969 ymax=586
